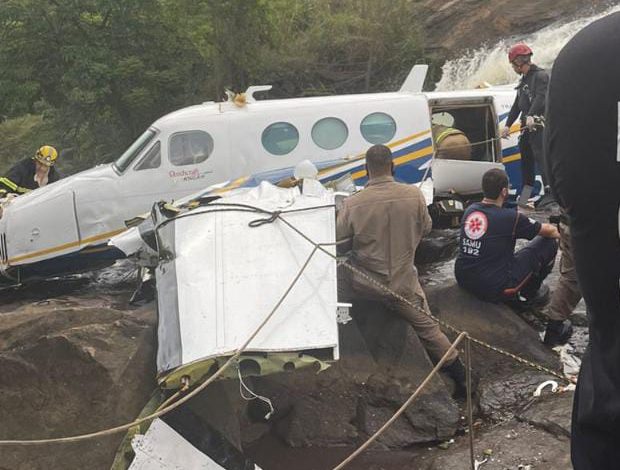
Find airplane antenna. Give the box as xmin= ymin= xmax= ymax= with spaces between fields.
xmin=244 ymin=85 xmax=272 ymax=103
xmin=399 ymin=64 xmax=428 ymax=93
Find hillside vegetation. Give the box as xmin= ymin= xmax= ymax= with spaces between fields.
xmin=0 ymin=0 xmax=605 ymax=174
xmin=0 ymin=0 xmax=427 ymax=173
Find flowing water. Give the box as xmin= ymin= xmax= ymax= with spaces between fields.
xmin=435 ymin=4 xmax=620 ymax=91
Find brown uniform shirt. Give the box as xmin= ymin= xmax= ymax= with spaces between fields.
xmin=336 ymin=175 xmax=432 ymax=295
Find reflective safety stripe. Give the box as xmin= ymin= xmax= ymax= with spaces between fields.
xmin=0 ymin=177 xmax=29 ymax=194
xmin=435 ymin=128 xmax=464 ymax=146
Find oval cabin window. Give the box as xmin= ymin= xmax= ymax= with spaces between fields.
xmin=262 ymin=122 xmax=299 ymax=155
xmin=360 ymin=112 xmax=397 ymax=144
xmin=312 ymin=117 xmax=348 ymax=150
xmin=169 ymin=130 xmax=214 ymax=166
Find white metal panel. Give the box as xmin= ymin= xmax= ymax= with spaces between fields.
xmin=432 ymin=159 xmax=504 ymax=194
xmin=156 ymin=182 xmax=338 ymax=373
xmin=129 ymin=419 xmax=232 ymax=469
xmin=5 ymin=190 xmax=79 ymax=265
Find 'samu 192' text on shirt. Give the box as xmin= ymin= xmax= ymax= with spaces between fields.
xmin=454 ymin=202 xmax=541 ymax=300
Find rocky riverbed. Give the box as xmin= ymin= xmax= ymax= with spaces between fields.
xmin=0 ymin=209 xmax=583 ymax=469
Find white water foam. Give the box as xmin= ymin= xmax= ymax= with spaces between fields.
xmin=435 ymin=4 xmax=620 ymax=91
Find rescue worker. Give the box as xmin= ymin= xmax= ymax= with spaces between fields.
xmin=501 ymin=44 xmax=549 ymax=207
xmin=454 ymin=168 xmax=559 ymax=305
xmin=337 ymin=144 xmax=468 ymax=397
xmin=543 ymin=210 xmax=577 ymax=347
xmin=0 ymin=145 xmax=61 ymax=196
xmin=432 ymin=125 xmax=472 ymax=160
xmin=544 ymin=12 xmax=620 ymax=469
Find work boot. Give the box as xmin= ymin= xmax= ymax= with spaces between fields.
xmin=518 ymin=185 xmax=533 ymax=208
xmin=544 ymin=320 xmax=573 ymax=347
xmin=535 ymin=191 xmax=558 ymax=210
xmin=521 ymin=284 xmax=550 ymax=308
xmin=442 ymin=358 xmax=477 ymax=400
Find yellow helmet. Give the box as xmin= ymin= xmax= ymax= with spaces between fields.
xmin=34 ymin=145 xmax=58 ymax=167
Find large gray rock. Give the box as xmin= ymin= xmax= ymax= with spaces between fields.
xmin=0 ymin=297 xmax=157 ymax=470
xmin=416 ymin=229 xmax=459 ymax=265
xmin=247 ymin=300 xmax=461 ymax=449
xmin=426 ymin=282 xmax=562 ymax=377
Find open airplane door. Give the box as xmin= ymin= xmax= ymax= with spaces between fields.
xmin=432 ymin=159 xmax=504 ymax=194
xmin=428 ymin=96 xmax=503 ymax=195
xmin=3 ymin=190 xmax=80 ymax=267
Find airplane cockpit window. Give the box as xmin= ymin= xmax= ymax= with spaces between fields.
xmin=430 ymin=105 xmax=498 ymax=162
xmin=262 ymin=122 xmax=299 ymax=156
xmin=169 ymin=131 xmax=214 ymax=166
xmin=361 ymin=112 xmax=396 ymax=144
xmin=312 ymin=117 xmax=348 ymax=150
xmin=113 ymin=129 xmax=156 ymax=173
xmin=134 ymin=141 xmax=161 ymax=171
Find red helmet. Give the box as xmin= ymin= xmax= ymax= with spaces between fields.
xmin=508 ymin=43 xmax=533 ymax=63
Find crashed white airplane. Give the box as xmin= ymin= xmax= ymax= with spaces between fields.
xmin=0 ymin=65 xmax=530 ymax=285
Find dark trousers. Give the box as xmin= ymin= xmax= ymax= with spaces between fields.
xmin=570 ymin=220 xmax=620 ymax=469
xmin=506 ymin=236 xmax=558 ymax=298
xmin=519 ymin=129 xmax=545 ymax=188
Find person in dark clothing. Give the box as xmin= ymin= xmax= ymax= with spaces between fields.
xmin=501 ymin=44 xmax=549 ymax=207
xmin=544 ymin=12 xmax=620 ymax=470
xmin=455 ymin=168 xmax=559 ymax=304
xmin=0 ymin=145 xmax=61 ymax=196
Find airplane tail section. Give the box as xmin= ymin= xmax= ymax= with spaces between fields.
xmin=400 ymin=64 xmax=428 ymax=93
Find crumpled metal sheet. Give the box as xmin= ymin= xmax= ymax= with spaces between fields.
xmin=155 ymin=181 xmax=339 ymax=377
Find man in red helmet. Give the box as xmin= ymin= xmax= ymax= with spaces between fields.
xmin=501 ymin=43 xmax=549 ymax=207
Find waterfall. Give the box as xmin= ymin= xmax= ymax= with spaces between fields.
xmin=435 ymin=4 xmax=620 ymax=91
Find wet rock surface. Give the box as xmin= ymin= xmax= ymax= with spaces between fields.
xmin=244 ymin=301 xmax=460 ymax=450
xmin=0 ymin=264 xmax=157 ymax=470
xmin=0 ymin=208 xmax=585 ymax=469
xmin=517 ymin=392 xmax=572 ymax=438
xmin=419 ymin=419 xmax=571 ymax=470
xmin=418 ymin=0 xmax=608 ymax=58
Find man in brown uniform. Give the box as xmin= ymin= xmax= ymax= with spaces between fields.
xmin=337 ymin=144 xmax=467 ymax=395
xmin=544 ymin=213 xmax=577 ymax=346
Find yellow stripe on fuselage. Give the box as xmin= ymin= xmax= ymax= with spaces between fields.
xmin=318 ymin=129 xmax=432 ymax=177
xmin=351 ymin=144 xmax=432 ymax=180
xmin=7 ymin=228 xmax=126 ymax=265
xmin=6 ymin=130 xmax=435 ymax=267
xmin=387 ymin=129 xmax=431 ymax=150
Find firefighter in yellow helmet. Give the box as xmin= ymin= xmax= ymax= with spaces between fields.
xmin=0 ymin=145 xmax=62 ymax=196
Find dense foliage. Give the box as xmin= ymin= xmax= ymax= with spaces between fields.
xmin=0 ymin=0 xmax=432 ymax=174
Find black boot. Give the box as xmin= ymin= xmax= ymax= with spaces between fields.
xmin=544 ymin=320 xmax=573 ymax=347
xmin=442 ymin=358 xmax=476 ymax=399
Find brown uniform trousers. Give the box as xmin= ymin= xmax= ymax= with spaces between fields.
xmin=336 ymin=175 xmax=457 ymax=364
xmin=547 ymin=222 xmax=582 ymax=321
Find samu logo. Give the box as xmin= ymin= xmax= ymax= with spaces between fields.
xmin=463 ymin=211 xmax=488 ymax=240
